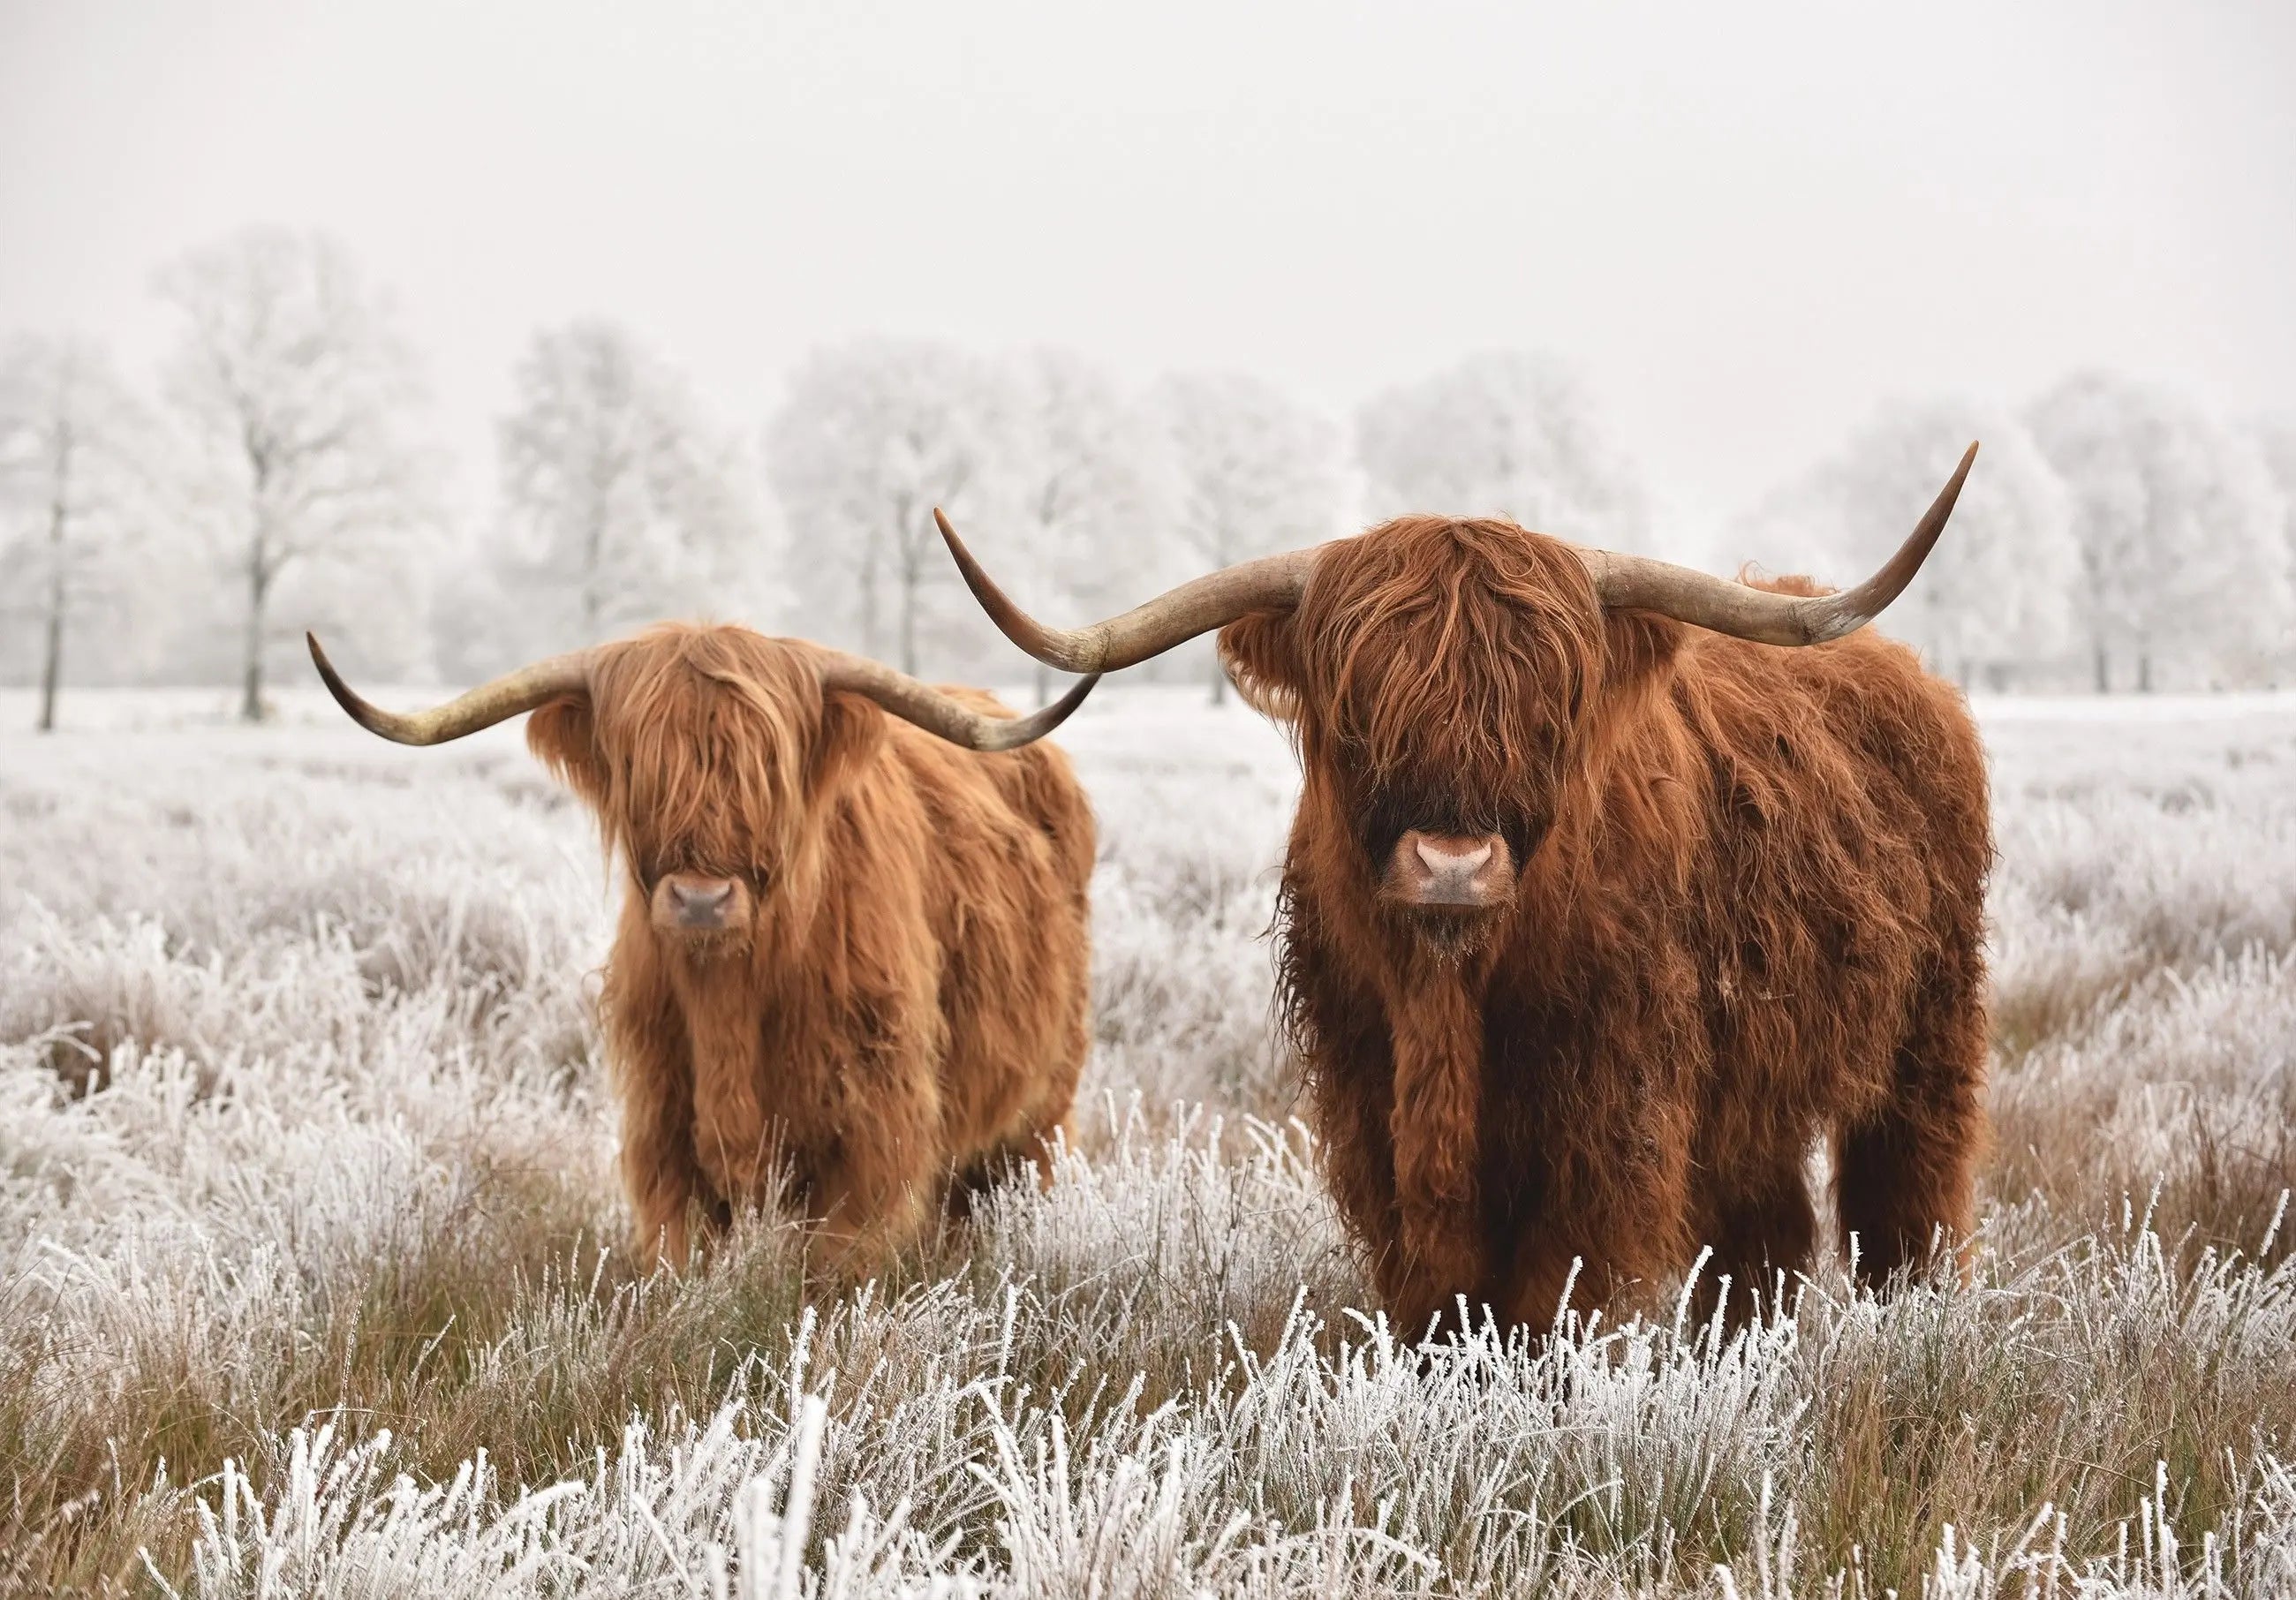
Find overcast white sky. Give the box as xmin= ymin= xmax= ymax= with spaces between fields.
xmin=4 ymin=0 xmax=2292 ymax=543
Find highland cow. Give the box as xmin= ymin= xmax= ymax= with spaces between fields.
xmin=939 ymin=445 xmax=1990 ymax=1332
xmin=310 ymin=623 xmax=1099 ymax=1276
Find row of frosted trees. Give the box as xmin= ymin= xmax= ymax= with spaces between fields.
xmin=6 ymin=228 xmax=2295 ymax=727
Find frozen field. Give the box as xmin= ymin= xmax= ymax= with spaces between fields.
xmin=4 ymin=682 xmax=2295 ymax=1596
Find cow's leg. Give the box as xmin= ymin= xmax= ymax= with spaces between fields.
xmin=943 ymin=1124 xmax=1062 ymax=1221
xmin=608 ymin=1020 xmax=718 ymax=1270
xmin=1328 ymin=1133 xmax=1455 ymax=1341
xmin=1506 ymin=1223 xmax=1716 ymax=1337
xmin=1382 ymin=980 xmax=1492 ymax=1335
xmin=1833 ymin=952 xmax=1986 ymax=1290
xmin=992 ymin=992 xmax=1086 ymax=1198
xmin=808 ymin=1015 xmax=947 ymax=1282
xmin=1690 ymin=1154 xmax=1817 ymax=1329
xmin=1494 ymin=1083 xmax=1698 ymax=1338
xmin=1373 ymin=1247 xmax=1476 ymax=1344
xmin=1298 ymin=1042 xmax=1466 ymax=1340
xmin=1305 ymin=1068 xmax=1469 ymax=1339
xmin=599 ymin=938 xmax=720 ymax=1268
xmin=812 ymin=1165 xmax=933 ymax=1280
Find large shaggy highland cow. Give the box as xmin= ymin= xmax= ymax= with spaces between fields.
xmin=940 ymin=445 xmax=1989 ymax=1332
xmin=310 ymin=624 xmax=1098 ymax=1274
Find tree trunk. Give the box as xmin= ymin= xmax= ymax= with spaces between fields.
xmin=1034 ymin=660 xmax=1049 ymax=710
xmin=1209 ymin=653 xmax=1227 ymax=706
xmin=899 ymin=560 xmax=919 ymax=676
xmin=2093 ymin=644 xmax=2110 ymax=694
xmin=38 ymin=595 xmax=63 ymax=734
xmin=581 ymin=494 xmax=607 ymax=634
xmin=37 ymin=469 xmax=67 ymax=734
xmin=241 ymin=547 xmax=271 ymax=723
xmin=858 ymin=543 xmax=881 ymax=661
xmin=242 ymin=442 xmax=276 ymax=723
xmin=2137 ymin=653 xmax=2153 ymax=694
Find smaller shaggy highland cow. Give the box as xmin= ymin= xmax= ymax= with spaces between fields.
xmin=940 ymin=447 xmax=1990 ymax=1335
xmin=310 ymin=624 xmax=1098 ymax=1274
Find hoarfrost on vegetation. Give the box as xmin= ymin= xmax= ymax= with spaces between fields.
xmin=4 ymin=684 xmax=2295 ymax=1595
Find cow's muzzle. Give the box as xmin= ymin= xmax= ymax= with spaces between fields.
xmin=650 ymin=872 xmax=753 ymax=936
xmin=1381 ymin=830 xmax=1516 ymax=913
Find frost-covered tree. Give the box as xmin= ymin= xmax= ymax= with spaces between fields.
xmin=495 ymin=321 xmax=773 ymax=658
xmin=2027 ymin=373 xmax=2293 ymax=691
xmin=764 ymin=340 xmax=1023 ymax=675
xmin=158 ymin=228 xmax=435 ymax=720
xmin=1006 ymin=350 xmax=1176 ymax=703
xmin=0 ymin=337 xmax=157 ymax=728
xmin=1152 ymin=372 xmax=1347 ymax=702
xmin=1736 ymin=402 xmax=2080 ymax=687
xmin=1356 ymin=351 xmax=1648 ymax=547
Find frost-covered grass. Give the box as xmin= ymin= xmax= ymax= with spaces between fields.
xmin=4 ymin=683 xmax=2294 ymax=1596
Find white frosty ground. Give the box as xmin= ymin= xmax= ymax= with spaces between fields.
xmin=3 ymin=683 xmax=2294 ymax=1596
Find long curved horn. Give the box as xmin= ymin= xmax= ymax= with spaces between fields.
xmin=940 ymin=440 xmax=1974 ymax=664
xmin=936 ymin=509 xmax=1321 ymax=672
xmin=1575 ymin=442 xmax=1978 ymax=645
xmin=814 ymin=647 xmax=1099 ymax=751
xmin=308 ymin=632 xmax=590 ymax=743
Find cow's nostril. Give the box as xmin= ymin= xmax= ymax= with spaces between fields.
xmin=1416 ymin=839 xmax=1494 ymax=875
xmin=661 ymin=876 xmax=740 ymax=929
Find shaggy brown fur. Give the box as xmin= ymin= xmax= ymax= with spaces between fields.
xmin=1218 ymin=517 xmax=1990 ymax=1334
xmin=525 ymin=623 xmax=1095 ymax=1274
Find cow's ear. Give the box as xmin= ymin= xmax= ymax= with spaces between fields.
xmin=1217 ymin=609 xmax=1305 ymax=721
xmin=526 ymin=695 xmax=608 ymax=811
xmin=810 ymin=690 xmax=887 ymax=796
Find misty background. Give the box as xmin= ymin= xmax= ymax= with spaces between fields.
xmin=4 ymin=1 xmax=2294 ymax=723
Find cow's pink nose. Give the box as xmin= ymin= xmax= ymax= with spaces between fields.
xmin=652 ymin=872 xmax=748 ymax=934
xmin=670 ymin=880 xmax=733 ymax=927
xmin=1387 ymin=830 xmax=1515 ymax=910
xmin=1416 ymin=838 xmax=1493 ymax=877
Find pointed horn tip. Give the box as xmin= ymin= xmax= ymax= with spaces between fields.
xmin=1057 ymin=669 xmax=1103 ymax=712
xmin=1001 ymin=670 xmax=1099 ymax=747
xmin=933 ymin=508 xmax=981 ymax=569
xmin=1821 ymin=441 xmax=1983 ymax=639
xmin=1933 ymin=442 xmax=1980 ymax=516
xmin=307 ymin=629 xmax=411 ymax=740
xmin=934 ymin=508 xmax=982 ymax=570
xmin=929 ymin=511 xmax=1084 ymax=668
xmin=306 ymin=630 xmax=360 ymax=712
xmin=932 ymin=509 xmax=983 ymax=577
